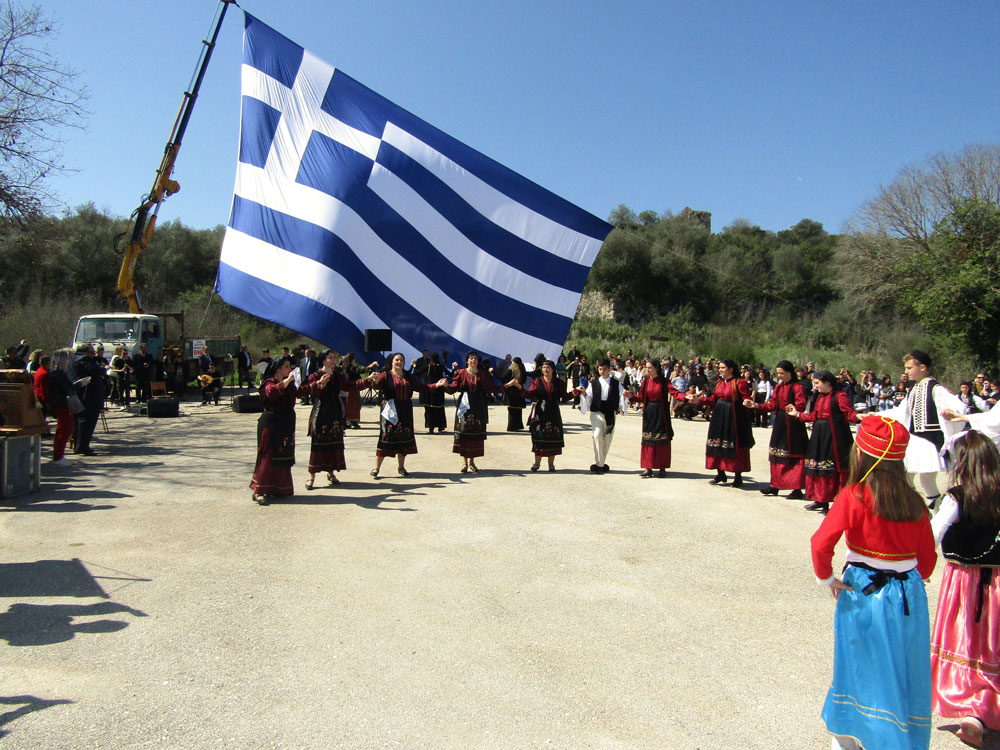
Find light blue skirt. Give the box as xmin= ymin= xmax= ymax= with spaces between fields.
xmin=822 ymin=564 xmax=931 ymax=750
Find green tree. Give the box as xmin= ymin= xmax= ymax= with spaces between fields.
xmin=896 ymin=199 xmax=1000 ymax=366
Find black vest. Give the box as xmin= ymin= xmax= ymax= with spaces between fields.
xmin=590 ymin=376 xmax=620 ymax=427
xmin=942 ymin=486 xmax=1000 ymax=567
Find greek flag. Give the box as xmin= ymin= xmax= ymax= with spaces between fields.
xmin=217 ymin=14 xmax=612 ymax=364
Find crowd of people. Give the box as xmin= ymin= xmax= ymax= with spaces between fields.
xmin=6 ymin=337 xmax=999 ymax=748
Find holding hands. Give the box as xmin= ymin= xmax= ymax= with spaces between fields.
xmin=941 ymin=408 xmax=966 ymax=423
xmin=785 ymin=404 xmax=801 ymax=418
xmin=742 ymin=398 xmax=756 ymax=409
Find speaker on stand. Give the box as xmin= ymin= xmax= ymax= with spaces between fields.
xmin=364 ymin=329 xmax=392 ymax=365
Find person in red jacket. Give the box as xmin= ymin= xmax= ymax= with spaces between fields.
xmin=689 ymin=358 xmax=754 ymax=486
xmin=811 ymin=415 xmax=936 ymax=750
xmin=744 ymin=360 xmax=807 ymax=499
xmin=787 ymin=370 xmax=860 ymax=514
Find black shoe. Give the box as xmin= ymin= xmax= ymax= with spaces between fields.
xmin=398 ymin=466 xmax=409 ymax=477
xmin=601 ymin=464 xmax=611 ymax=473
xmin=926 ymin=494 xmax=940 ymax=510
xmin=732 ymin=475 xmax=743 ymax=488
xmin=640 ymin=469 xmax=653 ymax=478
xmin=804 ymin=501 xmax=828 ymax=512
xmin=590 ymin=464 xmax=601 ymax=473
xmin=786 ymin=489 xmax=804 ymax=500
xmin=759 ymin=486 xmax=779 ymax=496
xmin=658 ymin=468 xmax=666 ymax=478
xmin=709 ymin=473 xmax=727 ymax=485
xmin=252 ymin=493 xmax=269 ymax=506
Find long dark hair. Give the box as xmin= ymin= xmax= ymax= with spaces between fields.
xmin=847 ymin=448 xmax=926 ymax=522
xmin=950 ymin=431 xmax=1000 ymax=525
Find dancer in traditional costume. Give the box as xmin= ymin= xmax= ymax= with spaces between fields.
xmin=520 ymin=359 xmax=579 ymax=472
xmin=745 ymin=360 xmax=807 ymax=499
xmin=811 ymin=415 xmax=936 ymax=750
xmin=690 ymin=358 xmax=754 ymax=486
xmin=943 ymin=400 xmax=1000 ymax=451
xmin=301 ymin=350 xmax=367 ymax=490
xmin=441 ymin=351 xmax=504 ymax=473
xmin=422 ymin=352 xmax=448 ymax=433
xmin=340 ymin=352 xmax=364 ymax=429
xmin=787 ymin=370 xmax=860 ymax=514
xmin=367 ymin=353 xmax=435 ymax=478
xmin=251 ymin=357 xmax=299 ymax=505
xmin=579 ymin=357 xmax=627 ymax=474
xmin=883 ymin=350 xmax=967 ymax=506
xmin=629 ymin=358 xmax=686 ymax=478
xmin=503 ymin=357 xmax=528 ymax=431
xmin=930 ymin=430 xmax=1000 ymax=747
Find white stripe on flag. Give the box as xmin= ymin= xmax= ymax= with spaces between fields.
xmin=381 ymin=122 xmax=604 ymax=265
xmin=367 ymin=163 xmax=581 ymax=316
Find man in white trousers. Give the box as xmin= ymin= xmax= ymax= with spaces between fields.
xmin=579 ymin=358 xmax=627 ymax=474
xmin=883 ymin=350 xmax=966 ymax=506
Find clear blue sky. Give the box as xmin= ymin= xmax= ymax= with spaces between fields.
xmin=45 ymin=0 xmax=1000 ymax=235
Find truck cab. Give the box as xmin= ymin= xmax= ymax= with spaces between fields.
xmin=72 ymin=314 xmax=164 ymax=358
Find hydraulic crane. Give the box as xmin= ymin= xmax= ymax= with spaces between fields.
xmin=116 ymin=0 xmax=236 ymax=313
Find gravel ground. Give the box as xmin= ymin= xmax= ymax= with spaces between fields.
xmin=0 ymin=395 xmax=975 ymax=749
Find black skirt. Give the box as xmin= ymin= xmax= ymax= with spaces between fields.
xmin=529 ymin=398 xmax=564 ymax=452
xmin=377 ymin=399 xmax=416 ymax=453
xmin=258 ymin=408 xmax=296 ymax=466
xmin=454 ymin=392 xmax=488 ymax=442
xmin=768 ymin=412 xmax=808 ymax=463
xmin=706 ymin=399 xmax=754 ymax=458
xmin=805 ymin=419 xmax=851 ymax=476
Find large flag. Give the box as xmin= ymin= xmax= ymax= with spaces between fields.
xmin=217 ymin=14 xmax=612 ymax=365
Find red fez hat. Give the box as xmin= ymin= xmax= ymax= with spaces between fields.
xmin=856 ymin=415 xmax=909 ymax=462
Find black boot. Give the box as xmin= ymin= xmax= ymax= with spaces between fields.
xmin=709 ymin=471 xmax=727 ymax=485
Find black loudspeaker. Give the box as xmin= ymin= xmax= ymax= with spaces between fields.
xmin=232 ymin=394 xmax=263 ymax=413
xmin=364 ymin=328 xmax=392 ymax=352
xmin=147 ymin=398 xmax=179 ymax=418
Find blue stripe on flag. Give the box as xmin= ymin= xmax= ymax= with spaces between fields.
xmin=239 ymin=96 xmax=283 ymax=168
xmin=243 ymin=14 xmax=302 ymax=89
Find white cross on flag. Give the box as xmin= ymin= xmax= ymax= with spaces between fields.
xmin=217 ymin=13 xmax=612 ymax=362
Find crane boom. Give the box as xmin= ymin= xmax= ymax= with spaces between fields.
xmin=117 ymin=0 xmax=236 ymax=313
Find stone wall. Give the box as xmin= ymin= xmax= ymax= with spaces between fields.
xmin=575 ymin=291 xmax=615 ymax=321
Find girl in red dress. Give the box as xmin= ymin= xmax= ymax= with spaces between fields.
xmin=520 ymin=359 xmax=580 ymax=472
xmin=631 ymin=358 xmax=686 ymax=478
xmin=744 ymin=360 xmax=807 ymax=498
xmin=300 ymin=349 xmax=368 ymax=490
xmin=441 ymin=352 xmax=504 ymax=473
xmin=787 ymin=370 xmax=860 ymax=514
xmin=251 ymin=357 xmax=299 ymax=505
xmin=367 ymin=353 xmax=434 ymax=478
xmin=692 ymin=358 xmax=754 ymax=486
